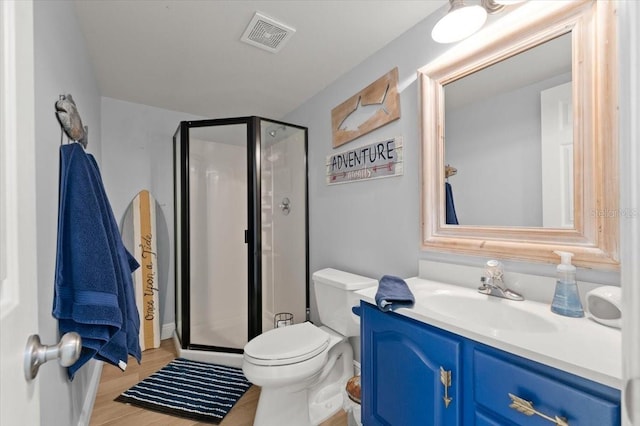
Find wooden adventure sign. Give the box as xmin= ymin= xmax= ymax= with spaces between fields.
xmin=326 ymin=137 xmax=403 ymax=185
xmin=331 ymin=67 xmax=401 ymax=148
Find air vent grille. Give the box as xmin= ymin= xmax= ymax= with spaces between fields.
xmin=241 ymin=12 xmax=296 ymax=53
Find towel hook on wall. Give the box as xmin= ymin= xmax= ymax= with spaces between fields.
xmin=445 ymin=164 xmax=457 ymax=181
xmin=55 ymin=94 xmax=88 ymax=148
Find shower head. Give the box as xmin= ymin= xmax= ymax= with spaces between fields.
xmin=267 ymin=125 xmax=286 ymax=138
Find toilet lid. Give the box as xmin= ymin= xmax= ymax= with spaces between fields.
xmin=244 ymin=322 xmax=330 ymax=366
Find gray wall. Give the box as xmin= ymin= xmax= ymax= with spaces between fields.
xmin=283 ymin=9 xmax=448 ymax=323
xmin=100 ymin=97 xmax=205 ymax=331
xmin=287 ymin=10 xmax=449 ymax=282
xmin=93 ymin=3 xmax=621 ymax=345
xmin=34 ymin=1 xmax=102 ymax=424
xmin=284 ymin=3 xmax=620 ymax=324
xmin=33 ymin=6 xmax=205 ymax=422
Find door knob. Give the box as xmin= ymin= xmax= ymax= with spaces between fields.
xmin=626 ymin=377 xmax=640 ymax=424
xmin=24 ymin=332 xmax=82 ymax=381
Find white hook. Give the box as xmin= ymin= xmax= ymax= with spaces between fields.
xmin=279 ymin=197 xmax=291 ymax=215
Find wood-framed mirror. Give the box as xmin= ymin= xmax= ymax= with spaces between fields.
xmin=419 ymin=0 xmax=618 ymax=270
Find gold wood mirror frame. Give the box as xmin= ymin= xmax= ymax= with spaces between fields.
xmin=419 ymin=0 xmax=618 ymax=270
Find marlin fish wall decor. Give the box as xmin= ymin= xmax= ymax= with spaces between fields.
xmin=331 ymin=67 xmax=401 ymax=148
xmin=55 ymin=94 xmax=88 ymax=148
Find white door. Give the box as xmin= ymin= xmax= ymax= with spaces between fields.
xmin=621 ymin=2 xmax=640 ymax=424
xmin=541 ymin=82 xmax=573 ymax=228
xmin=0 ymin=0 xmax=41 ymax=424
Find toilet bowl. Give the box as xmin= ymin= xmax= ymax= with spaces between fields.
xmin=242 ymin=268 xmax=377 ymax=426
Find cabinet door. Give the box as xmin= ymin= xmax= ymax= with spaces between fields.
xmin=473 ymin=348 xmax=621 ymax=425
xmin=361 ymin=302 xmax=461 ymax=426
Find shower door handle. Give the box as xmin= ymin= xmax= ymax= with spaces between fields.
xmin=244 ymin=230 xmax=249 ymax=244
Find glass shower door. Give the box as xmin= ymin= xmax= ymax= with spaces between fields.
xmin=186 ymin=123 xmax=248 ymax=351
xmin=260 ymin=120 xmax=308 ymax=333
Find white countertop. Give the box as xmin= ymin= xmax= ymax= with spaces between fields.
xmin=357 ymin=277 xmax=622 ymax=389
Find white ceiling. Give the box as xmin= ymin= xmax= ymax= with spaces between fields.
xmin=74 ymin=0 xmax=446 ymax=120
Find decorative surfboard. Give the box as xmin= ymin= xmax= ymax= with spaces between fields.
xmin=129 ymin=190 xmax=160 ymax=351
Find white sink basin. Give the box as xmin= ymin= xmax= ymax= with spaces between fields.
xmin=356 ymin=277 xmax=622 ymax=389
xmin=419 ymin=291 xmax=559 ymax=333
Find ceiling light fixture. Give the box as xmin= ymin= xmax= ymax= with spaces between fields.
xmin=493 ymin=0 xmax=526 ymax=4
xmin=431 ymin=0 xmax=526 ymax=44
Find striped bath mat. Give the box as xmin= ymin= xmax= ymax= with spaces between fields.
xmin=115 ymin=358 xmax=252 ymax=424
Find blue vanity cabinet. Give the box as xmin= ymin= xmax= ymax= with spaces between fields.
xmin=360 ymin=301 xmax=621 ymax=426
xmin=361 ymin=302 xmax=462 ymax=426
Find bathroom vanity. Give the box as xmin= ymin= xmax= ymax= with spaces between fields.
xmin=357 ymin=278 xmax=622 ymax=425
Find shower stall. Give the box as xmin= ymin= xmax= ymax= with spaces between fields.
xmin=173 ymin=117 xmax=309 ymax=365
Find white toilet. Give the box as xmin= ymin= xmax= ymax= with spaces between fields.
xmin=242 ymin=268 xmax=376 ymax=426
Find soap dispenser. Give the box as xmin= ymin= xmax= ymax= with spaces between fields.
xmin=551 ymin=251 xmax=584 ymax=317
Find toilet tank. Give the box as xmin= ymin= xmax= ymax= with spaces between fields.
xmin=313 ymin=268 xmax=377 ymax=337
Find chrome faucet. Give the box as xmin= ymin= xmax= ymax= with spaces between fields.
xmin=478 ymin=260 xmax=524 ymax=301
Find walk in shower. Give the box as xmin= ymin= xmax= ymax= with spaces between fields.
xmin=173 ymin=117 xmax=308 ymax=365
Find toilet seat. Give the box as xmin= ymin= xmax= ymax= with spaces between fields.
xmin=244 ymin=322 xmax=330 ymax=366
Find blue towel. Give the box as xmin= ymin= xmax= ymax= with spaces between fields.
xmin=53 ymin=143 xmax=141 ymax=380
xmin=85 ymin=152 xmax=141 ymax=368
xmin=375 ymin=275 xmax=415 ymax=312
xmin=445 ymin=182 xmax=459 ymax=225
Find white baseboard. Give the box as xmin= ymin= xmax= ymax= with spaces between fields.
xmin=75 ymin=323 xmax=174 ymax=426
xmin=161 ymin=322 xmax=175 ymax=340
xmin=77 ymin=360 xmax=104 ymax=426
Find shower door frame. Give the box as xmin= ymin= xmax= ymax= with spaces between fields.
xmin=173 ymin=116 xmax=309 ymax=354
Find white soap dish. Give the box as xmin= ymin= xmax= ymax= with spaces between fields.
xmin=585 ymin=286 xmax=622 ymax=329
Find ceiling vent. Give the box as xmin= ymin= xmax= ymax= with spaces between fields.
xmin=240 ymin=12 xmax=296 ymax=53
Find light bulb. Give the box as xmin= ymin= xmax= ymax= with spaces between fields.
xmin=494 ymin=0 xmax=526 ymax=4
xmin=431 ymin=4 xmax=488 ymax=44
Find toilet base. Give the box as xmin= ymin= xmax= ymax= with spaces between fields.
xmin=252 ymin=340 xmax=354 ymax=426
xmin=308 ymin=380 xmax=347 ymax=425
xmin=253 ymin=370 xmax=351 ymax=426
xmin=254 ymin=387 xmax=312 ymax=426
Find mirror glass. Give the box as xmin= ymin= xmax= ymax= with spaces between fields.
xmin=443 ymin=32 xmax=572 ymax=228
xmin=419 ymin=0 xmax=618 ymax=269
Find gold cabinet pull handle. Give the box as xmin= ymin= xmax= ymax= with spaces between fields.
xmin=508 ymin=393 xmax=569 ymax=426
xmin=440 ymin=366 xmax=452 ymax=408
